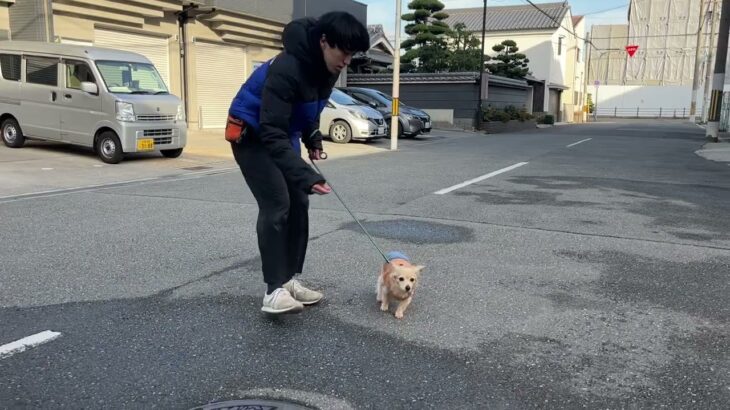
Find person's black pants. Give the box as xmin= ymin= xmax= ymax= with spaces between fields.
xmin=231 ymin=137 xmax=309 ymax=294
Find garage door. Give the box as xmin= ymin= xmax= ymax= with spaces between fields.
xmin=94 ymin=29 xmax=170 ymax=88
xmin=196 ymin=41 xmax=248 ymax=129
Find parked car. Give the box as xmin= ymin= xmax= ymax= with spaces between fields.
xmin=320 ymin=88 xmax=387 ymax=143
xmin=0 ymin=41 xmax=186 ymax=164
xmin=338 ymin=87 xmax=432 ymax=136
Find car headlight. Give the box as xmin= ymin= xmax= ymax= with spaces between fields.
xmin=116 ymin=101 xmax=135 ymax=122
xmin=176 ymin=104 xmax=185 ymax=121
xmin=348 ymin=109 xmax=368 ymax=120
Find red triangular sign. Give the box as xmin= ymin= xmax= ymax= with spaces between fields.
xmin=626 ymin=45 xmax=639 ymax=57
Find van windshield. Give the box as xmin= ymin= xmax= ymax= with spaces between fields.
xmin=95 ymin=61 xmax=168 ymax=94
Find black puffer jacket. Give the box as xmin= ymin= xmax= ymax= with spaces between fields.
xmin=229 ymin=17 xmax=338 ymax=192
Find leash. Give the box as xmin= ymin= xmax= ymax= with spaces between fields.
xmin=310 ymin=155 xmax=390 ymax=264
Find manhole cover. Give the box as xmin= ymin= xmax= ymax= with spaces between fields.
xmin=191 ymin=399 xmax=315 ymax=410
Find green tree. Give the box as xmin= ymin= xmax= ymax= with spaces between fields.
xmin=484 ymin=40 xmax=531 ymax=79
xmin=401 ymin=0 xmax=450 ymax=73
xmin=446 ymin=22 xmax=482 ymax=72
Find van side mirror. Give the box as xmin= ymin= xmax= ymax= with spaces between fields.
xmin=81 ymin=82 xmax=98 ymax=95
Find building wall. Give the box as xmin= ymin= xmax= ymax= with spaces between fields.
xmin=482 ymin=30 xmax=553 ymax=84
xmin=293 ymin=0 xmax=366 ymax=23
xmin=0 ymin=4 xmax=9 ymax=39
xmin=586 ymin=84 xmax=691 ymax=117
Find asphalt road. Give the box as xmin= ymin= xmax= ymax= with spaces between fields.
xmin=1 ymin=120 xmax=728 ymax=409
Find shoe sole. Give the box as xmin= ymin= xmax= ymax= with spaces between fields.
xmin=261 ymin=304 xmax=304 ymax=314
xmin=300 ymin=297 xmax=323 ymax=306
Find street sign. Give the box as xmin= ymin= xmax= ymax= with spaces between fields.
xmin=625 ymin=45 xmax=639 ymax=57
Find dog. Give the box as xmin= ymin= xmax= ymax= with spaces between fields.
xmin=376 ymin=251 xmax=425 ymax=319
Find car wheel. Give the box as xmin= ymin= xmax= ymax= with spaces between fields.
xmin=1 ymin=118 xmax=25 ymax=148
xmin=96 ymin=130 xmax=123 ymax=164
xmin=161 ymin=148 xmax=183 ymax=158
xmin=329 ymin=120 xmax=352 ymax=144
xmin=387 ymin=119 xmax=404 ymax=139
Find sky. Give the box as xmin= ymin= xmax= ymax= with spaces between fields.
xmin=358 ymin=0 xmax=630 ymax=41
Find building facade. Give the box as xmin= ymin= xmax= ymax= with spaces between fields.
xmin=445 ymin=2 xmax=587 ymax=122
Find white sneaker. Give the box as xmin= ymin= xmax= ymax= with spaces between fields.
xmin=283 ymin=279 xmax=323 ymax=305
xmin=261 ymin=288 xmax=304 ymax=314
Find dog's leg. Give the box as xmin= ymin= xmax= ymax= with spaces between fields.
xmin=394 ymin=296 xmax=413 ymax=319
xmin=376 ymin=275 xmax=383 ymax=302
xmin=379 ymin=290 xmax=389 ymax=312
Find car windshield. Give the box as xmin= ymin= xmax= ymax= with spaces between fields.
xmin=95 ymin=61 xmax=168 ymax=94
xmin=374 ymin=90 xmax=406 ymax=108
xmin=330 ymin=88 xmax=360 ymax=105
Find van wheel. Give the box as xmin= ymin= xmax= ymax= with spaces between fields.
xmin=329 ymin=120 xmax=352 ymax=144
xmin=2 ymin=118 xmax=25 ymax=148
xmin=161 ymin=148 xmax=183 ymax=158
xmin=96 ymin=131 xmax=123 ymax=164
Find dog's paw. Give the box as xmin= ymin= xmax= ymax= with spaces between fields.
xmin=394 ymin=311 xmax=404 ymax=319
xmin=380 ymin=304 xmax=389 ymax=312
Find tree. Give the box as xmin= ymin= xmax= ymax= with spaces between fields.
xmin=401 ymin=0 xmax=450 ymax=73
xmin=446 ymin=23 xmax=482 ymax=72
xmin=484 ymin=40 xmax=531 ymax=79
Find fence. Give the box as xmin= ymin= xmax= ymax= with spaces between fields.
xmin=594 ymin=107 xmax=690 ymax=119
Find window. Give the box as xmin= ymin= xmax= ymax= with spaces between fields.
xmin=26 ymin=57 xmax=58 ymax=86
xmin=0 ymin=54 xmax=21 ymax=81
xmin=558 ymin=36 xmax=563 ymax=56
xmin=65 ymin=60 xmax=96 ymax=90
xmin=95 ymin=60 xmax=168 ymax=94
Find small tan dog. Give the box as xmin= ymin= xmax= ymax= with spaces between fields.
xmin=376 ymin=251 xmax=425 ymax=319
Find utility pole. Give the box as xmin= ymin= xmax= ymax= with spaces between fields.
xmin=690 ymin=0 xmax=709 ymax=123
xmin=702 ymin=0 xmax=718 ymax=123
xmin=706 ymin=0 xmax=729 ymax=142
xmin=390 ymin=0 xmax=402 ymax=151
xmin=477 ymin=0 xmax=488 ymax=126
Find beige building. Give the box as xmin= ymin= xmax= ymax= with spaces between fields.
xmin=0 ymin=1 xmax=13 ymax=40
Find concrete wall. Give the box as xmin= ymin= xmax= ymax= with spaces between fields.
xmin=204 ymin=0 xmax=293 ymax=23
xmin=294 ymin=0 xmax=367 ymax=24
xmin=586 ymin=85 xmax=691 ymax=117
xmin=482 ymin=30 xmax=553 ymax=84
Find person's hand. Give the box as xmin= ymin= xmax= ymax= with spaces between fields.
xmin=308 ymin=149 xmax=323 ymax=160
xmin=311 ymin=182 xmax=331 ymax=195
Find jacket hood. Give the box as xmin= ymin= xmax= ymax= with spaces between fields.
xmin=282 ymin=18 xmax=327 ymax=75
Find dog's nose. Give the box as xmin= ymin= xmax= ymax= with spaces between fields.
xmin=405 ymin=285 xmax=411 ymax=291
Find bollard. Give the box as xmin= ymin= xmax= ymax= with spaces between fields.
xmin=614 ymin=107 xmax=617 ymax=117
xmin=660 ymin=107 xmax=662 ymax=118
xmin=636 ymin=107 xmax=640 ymax=118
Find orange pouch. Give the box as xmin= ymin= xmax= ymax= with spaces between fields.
xmin=225 ymin=115 xmax=247 ymax=143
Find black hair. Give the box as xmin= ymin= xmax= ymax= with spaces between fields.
xmin=315 ymin=11 xmax=370 ymax=53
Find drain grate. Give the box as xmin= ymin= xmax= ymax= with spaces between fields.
xmin=191 ymin=399 xmax=315 ymax=410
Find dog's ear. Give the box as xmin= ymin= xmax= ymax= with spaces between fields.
xmin=414 ymin=265 xmax=425 ymax=275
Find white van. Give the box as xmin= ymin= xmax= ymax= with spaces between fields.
xmin=0 ymin=41 xmax=186 ymax=164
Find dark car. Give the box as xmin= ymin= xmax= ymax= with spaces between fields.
xmin=338 ymin=87 xmax=431 ymax=137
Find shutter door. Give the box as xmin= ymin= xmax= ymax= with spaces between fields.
xmin=94 ymin=29 xmax=170 ymax=88
xmin=196 ymin=41 xmax=248 ymax=129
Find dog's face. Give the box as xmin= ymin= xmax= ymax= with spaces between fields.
xmin=387 ymin=263 xmax=425 ymax=296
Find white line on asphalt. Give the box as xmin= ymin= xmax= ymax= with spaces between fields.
xmin=567 ymin=138 xmax=592 ymax=148
xmin=434 ymin=162 xmax=529 ymax=195
xmin=0 ymin=330 xmax=62 ymax=359
xmin=0 ymin=167 xmax=238 ymax=202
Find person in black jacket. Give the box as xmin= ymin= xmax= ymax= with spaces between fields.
xmin=228 ymin=12 xmax=370 ymax=314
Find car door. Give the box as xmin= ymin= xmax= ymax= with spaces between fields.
xmin=60 ymin=59 xmax=103 ymax=146
xmin=319 ymin=100 xmax=336 ymax=134
xmin=20 ymin=55 xmax=61 ymax=140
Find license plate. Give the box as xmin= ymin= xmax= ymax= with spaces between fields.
xmin=136 ymin=138 xmax=154 ymax=151
xmin=377 ymin=126 xmax=384 ymax=134
xmin=425 ymin=122 xmax=431 ymax=128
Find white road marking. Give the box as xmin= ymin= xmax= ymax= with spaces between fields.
xmin=434 ymin=162 xmax=528 ymax=195
xmin=567 ymin=138 xmax=592 ymax=148
xmin=0 ymin=330 xmax=62 ymax=359
xmin=41 ymin=168 xmax=53 ymax=171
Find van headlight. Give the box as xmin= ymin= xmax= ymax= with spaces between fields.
xmin=176 ymin=104 xmax=185 ymax=121
xmin=116 ymin=101 xmax=135 ymax=122
xmin=348 ymin=109 xmax=367 ymax=120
